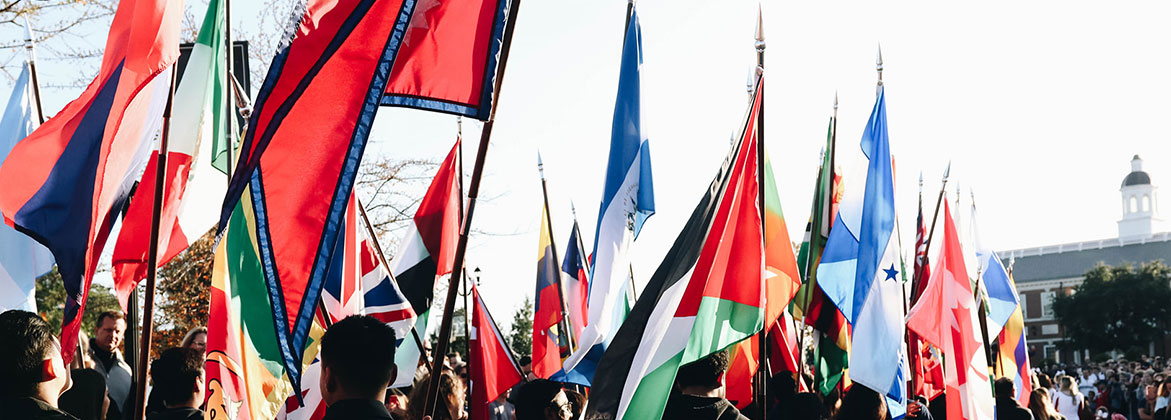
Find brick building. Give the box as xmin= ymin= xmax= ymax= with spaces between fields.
xmin=998 ymin=155 xmax=1171 ymax=366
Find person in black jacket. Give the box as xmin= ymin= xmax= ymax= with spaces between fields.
xmin=662 ymin=350 xmax=749 ymax=420
xmin=319 ymin=315 xmax=398 ymax=420
xmin=995 ymin=377 xmax=1035 ymax=420
xmin=146 ymin=348 xmax=205 ymax=420
xmin=0 ymin=309 xmax=77 ymax=420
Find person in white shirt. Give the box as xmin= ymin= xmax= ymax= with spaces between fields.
xmin=1053 ymin=375 xmax=1086 ymax=420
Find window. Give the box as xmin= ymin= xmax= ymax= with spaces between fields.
xmin=1041 ymin=291 xmax=1056 ymax=318
xmin=1130 ymin=196 xmax=1138 ymax=213
xmin=1143 ymin=195 xmax=1151 ymax=212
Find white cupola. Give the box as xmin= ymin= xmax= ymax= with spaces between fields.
xmin=1118 ymin=155 xmax=1161 ymax=239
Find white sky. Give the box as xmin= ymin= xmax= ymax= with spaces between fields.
xmin=19 ymin=0 xmax=1171 ymax=323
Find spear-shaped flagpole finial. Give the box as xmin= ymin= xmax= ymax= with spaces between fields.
xmin=919 ymin=171 xmax=924 ymax=194
xmin=537 ymin=150 xmax=545 ymax=179
xmin=755 ymin=3 xmax=765 ymax=73
xmin=943 ymin=161 xmax=952 ymax=181
xmin=876 ymin=44 xmax=884 ymax=86
xmin=834 ymin=91 xmax=839 ymax=111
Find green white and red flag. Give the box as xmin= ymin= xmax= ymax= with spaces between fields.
xmin=584 ymin=76 xmax=765 ymax=420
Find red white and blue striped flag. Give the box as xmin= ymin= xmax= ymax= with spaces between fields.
xmin=0 ymin=0 xmax=181 ymax=361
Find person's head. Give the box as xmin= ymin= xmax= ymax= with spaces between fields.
xmin=0 ymin=310 xmax=71 ymax=404
xmin=769 ymin=371 xmax=798 ymax=404
xmin=447 ymin=352 xmax=463 ymax=366
xmin=407 ymin=369 xmax=465 ymax=420
xmin=319 ymin=316 xmax=397 ymax=406
xmin=1058 ymin=375 xmax=1079 ymax=395
xmin=837 ymin=384 xmax=888 ymax=420
xmin=151 ymin=347 xmax=205 ymax=408
xmin=519 ymin=355 xmax=533 ymax=376
xmin=1037 ymin=372 xmax=1053 ymax=389
xmin=512 ymin=379 xmax=570 ymax=420
xmin=788 ymin=392 xmax=829 ymax=420
xmin=563 ymin=389 xmax=585 ymax=420
xmin=675 ymin=350 xmax=729 ymax=395
xmin=59 ymin=369 xmax=108 ymax=420
xmin=180 ymin=327 xmax=208 ymax=354
xmin=92 ymin=311 xmax=126 ymax=353
xmin=995 ymin=377 xmax=1017 ymax=400
xmin=1029 ymin=389 xmax=1061 ymax=420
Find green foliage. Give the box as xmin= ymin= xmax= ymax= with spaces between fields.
xmin=508 ymin=296 xmax=533 ymax=358
xmin=35 ymin=267 xmax=122 ymax=336
xmin=1052 ymin=261 xmax=1171 ymax=354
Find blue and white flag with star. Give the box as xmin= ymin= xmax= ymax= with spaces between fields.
xmin=818 ymin=86 xmax=907 ymax=405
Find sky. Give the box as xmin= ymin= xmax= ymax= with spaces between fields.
xmin=13 ymin=0 xmax=1171 ymax=324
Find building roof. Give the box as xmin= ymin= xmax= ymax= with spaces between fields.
xmin=1123 ymin=171 xmax=1151 ymax=187
xmin=999 ymin=232 xmax=1171 ymax=283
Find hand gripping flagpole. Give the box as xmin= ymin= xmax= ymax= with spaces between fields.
xmin=422 ymin=0 xmax=525 ymax=415
xmin=132 ymin=64 xmax=179 ymax=420
xmin=754 ymin=4 xmax=768 ymax=413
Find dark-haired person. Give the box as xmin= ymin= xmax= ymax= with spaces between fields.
xmin=407 ymin=369 xmax=465 ymax=420
xmin=995 ymin=377 xmax=1036 ymax=420
xmin=319 ymin=315 xmax=398 ymax=420
xmin=511 ymin=379 xmax=570 ymax=420
xmin=836 ymin=384 xmax=889 ymax=420
xmin=146 ymin=348 xmax=205 ymax=420
xmin=89 ymin=311 xmax=132 ymax=420
xmin=662 ymin=350 xmax=749 ymax=420
xmin=0 ymin=309 xmax=77 ymax=419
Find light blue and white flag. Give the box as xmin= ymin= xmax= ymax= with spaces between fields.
xmin=817 ymin=86 xmax=906 ymax=404
xmin=0 ymin=62 xmax=55 ymax=311
xmin=968 ymin=198 xmax=1020 ymax=340
xmin=560 ymin=8 xmax=655 ymax=385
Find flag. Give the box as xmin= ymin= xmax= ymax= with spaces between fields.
xmin=386 ymin=138 xmax=462 ymax=387
xmin=360 ymin=220 xmax=418 ymax=340
xmin=204 ymin=187 xmax=300 ymax=420
xmin=562 ymin=7 xmax=655 ymax=384
xmin=561 ymin=218 xmax=590 ymax=339
xmin=0 ymin=62 xmax=54 ymax=312
xmin=212 ymin=0 xmax=509 ymax=390
xmin=968 ymin=199 xmax=1020 ymax=340
xmin=469 ymin=284 xmax=525 ymax=420
xmin=909 ymin=188 xmax=944 ymax=400
xmin=907 ymin=200 xmax=995 ymax=420
xmin=0 ymin=0 xmax=180 ymax=361
xmin=111 ymin=0 xmax=229 ymax=309
xmin=585 ymin=74 xmax=764 ymax=420
xmin=793 ymin=116 xmax=851 ymax=396
xmin=817 ymin=86 xmax=906 ymax=405
xmin=996 ymin=269 xmax=1032 ymax=407
xmin=726 ymin=145 xmax=803 ymax=408
xmin=533 ymin=205 xmax=566 ymax=379
xmin=318 ymin=195 xmax=364 ymax=324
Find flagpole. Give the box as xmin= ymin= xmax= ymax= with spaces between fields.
xmin=355 ymin=196 xmax=431 ymax=361
xmin=753 ymin=4 xmax=769 ymax=413
xmin=422 ymin=0 xmax=524 ymax=414
xmin=908 ymin=172 xmax=924 ymax=398
xmin=970 ymin=193 xmax=997 ymax=373
xmin=909 ymin=162 xmax=951 ymax=302
xmin=23 ymin=18 xmax=45 ymax=124
xmin=131 ymin=64 xmax=179 ymax=420
xmin=224 ymin=0 xmax=234 ymax=183
xmin=538 ymin=154 xmax=577 ymax=351
xmin=795 ymin=93 xmax=836 ymax=387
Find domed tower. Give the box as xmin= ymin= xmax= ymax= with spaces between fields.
xmin=1118 ymin=155 xmax=1161 ymax=238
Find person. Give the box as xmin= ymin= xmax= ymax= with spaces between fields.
xmin=385 ymin=388 xmax=408 ymax=419
xmin=1053 ymin=375 xmax=1086 ymax=420
xmin=89 ymin=311 xmax=132 ymax=420
xmin=59 ymin=369 xmax=109 ymax=420
xmin=489 ymin=391 xmax=515 ymax=420
xmin=511 ymin=379 xmax=570 ymax=420
xmin=0 ymin=309 xmax=77 ymax=419
xmin=563 ymin=389 xmax=585 ymax=420
xmin=1155 ymin=379 xmax=1170 ymax=412
xmin=179 ymin=327 xmax=207 ymax=354
xmin=1029 ymin=389 xmax=1066 ymax=420
xmin=447 ymin=352 xmax=464 ymax=369
xmin=407 ymin=369 xmax=465 ymax=420
xmin=319 ymin=315 xmax=399 ymax=420
xmin=659 ymin=350 xmax=748 ymax=420
xmin=995 ymin=377 xmax=1036 ymax=420
xmin=146 ymin=348 xmax=205 ymax=420
xmin=770 ymin=393 xmax=827 ymax=420
xmin=836 ymin=384 xmax=888 ymax=420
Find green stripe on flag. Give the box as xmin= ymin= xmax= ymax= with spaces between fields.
xmin=624 ymin=351 xmax=684 ymax=420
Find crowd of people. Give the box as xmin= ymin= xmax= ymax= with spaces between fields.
xmin=4 ymin=306 xmax=1171 ymax=420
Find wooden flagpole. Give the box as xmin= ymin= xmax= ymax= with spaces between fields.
xmin=538 ymin=153 xmax=577 ymax=350
xmin=422 ymin=0 xmax=524 ymax=415
xmin=754 ymin=4 xmax=768 ymax=413
xmin=131 ymin=65 xmax=179 ymax=420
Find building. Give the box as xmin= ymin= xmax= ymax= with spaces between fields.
xmin=999 ymin=155 xmax=1171 ymax=366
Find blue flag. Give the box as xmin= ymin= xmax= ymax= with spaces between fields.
xmin=560 ymin=8 xmax=654 ymax=385
xmin=817 ymin=86 xmax=907 ymax=405
xmin=0 ymin=63 xmax=54 ymax=312
xmin=968 ymin=201 xmax=1020 ymax=340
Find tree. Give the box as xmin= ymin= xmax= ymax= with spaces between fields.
xmin=152 ymin=228 xmax=215 ymax=359
xmin=507 ymin=297 xmax=533 ymax=358
xmin=1053 ymin=261 xmax=1171 ymax=355
xmin=35 ymin=266 xmax=121 ymax=336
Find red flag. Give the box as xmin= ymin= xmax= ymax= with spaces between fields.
xmin=470 ymin=284 xmax=524 ymax=420
xmin=909 ymin=193 xmax=944 ymax=400
xmin=907 ymin=200 xmax=994 ymax=420
xmin=0 ymin=0 xmax=181 ymax=361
